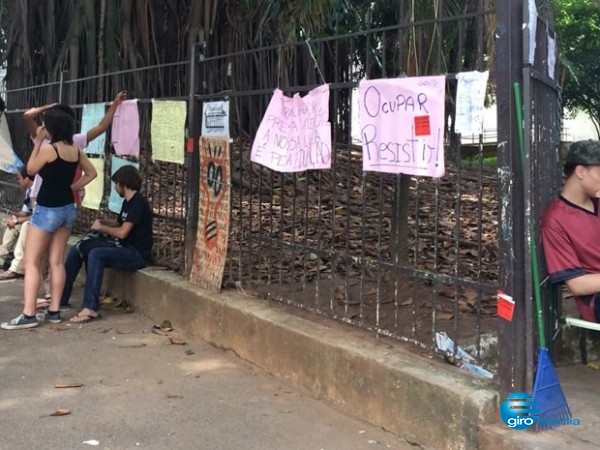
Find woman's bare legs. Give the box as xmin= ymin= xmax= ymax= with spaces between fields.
xmin=22 ymin=225 xmax=51 ymax=316
xmin=46 ymin=227 xmax=71 ymax=312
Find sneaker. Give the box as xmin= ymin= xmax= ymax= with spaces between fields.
xmin=36 ymin=310 xmax=62 ymax=324
xmin=1 ymin=314 xmax=39 ymax=330
xmin=0 ymin=270 xmax=24 ymax=281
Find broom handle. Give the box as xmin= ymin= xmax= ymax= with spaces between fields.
xmin=513 ymin=82 xmax=546 ymax=349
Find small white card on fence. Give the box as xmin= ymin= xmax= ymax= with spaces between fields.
xmin=201 ymin=101 xmax=230 ymax=138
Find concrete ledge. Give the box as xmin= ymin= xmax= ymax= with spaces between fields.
xmin=105 ymin=267 xmax=499 ymax=449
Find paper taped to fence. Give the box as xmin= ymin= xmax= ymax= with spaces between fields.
xmin=151 ymin=100 xmax=187 ymax=164
xmin=358 ymin=76 xmax=445 ymax=177
xmin=454 ymin=71 xmax=489 ymax=136
xmin=251 ymin=85 xmax=331 ymax=172
xmin=81 ymin=103 xmax=107 ymax=155
xmin=497 ymin=291 xmax=515 ymax=322
xmin=81 ymin=158 xmax=105 ymax=211
xmin=190 ymin=136 xmax=231 ymax=292
xmin=201 ymin=101 xmax=229 ymax=137
xmin=0 ymin=112 xmax=23 ymax=173
xmin=111 ymin=99 xmax=140 ymax=157
xmin=108 ymin=156 xmax=139 ymax=213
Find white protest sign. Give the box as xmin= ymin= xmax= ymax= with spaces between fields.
xmin=358 ymin=76 xmax=445 ymax=177
xmin=251 ymin=85 xmax=332 ymax=172
xmin=455 ymin=71 xmax=489 ymax=136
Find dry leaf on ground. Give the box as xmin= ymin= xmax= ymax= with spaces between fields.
xmin=54 ymin=383 xmax=83 ymax=389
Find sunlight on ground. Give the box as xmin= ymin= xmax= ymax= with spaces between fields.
xmin=178 ymin=357 xmax=238 ymax=374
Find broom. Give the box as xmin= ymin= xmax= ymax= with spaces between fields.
xmin=513 ymin=82 xmax=572 ymax=430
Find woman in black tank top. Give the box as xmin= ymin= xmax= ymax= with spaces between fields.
xmin=1 ymin=105 xmax=98 ymax=330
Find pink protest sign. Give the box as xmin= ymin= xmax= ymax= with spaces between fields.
xmin=111 ymin=99 xmax=140 ymax=156
xmin=358 ymin=76 xmax=446 ymax=177
xmin=251 ymin=85 xmax=331 ymax=172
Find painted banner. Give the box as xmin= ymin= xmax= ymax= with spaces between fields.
xmin=80 ymin=103 xmax=106 ymax=155
xmin=151 ymin=100 xmax=187 ymax=164
xmin=358 ymin=76 xmax=445 ymax=177
xmin=454 ymin=71 xmax=489 ymax=136
xmin=251 ymin=85 xmax=331 ymax=172
xmin=190 ymin=136 xmax=231 ymax=292
xmin=201 ymin=101 xmax=230 ymax=137
xmin=108 ymin=156 xmax=139 ymax=213
xmin=111 ymin=99 xmax=140 ymax=157
xmin=81 ymin=158 xmax=105 ymax=211
xmin=0 ymin=112 xmax=23 ymax=173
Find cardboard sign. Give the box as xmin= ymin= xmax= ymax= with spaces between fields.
xmin=189 ymin=136 xmax=231 ymax=292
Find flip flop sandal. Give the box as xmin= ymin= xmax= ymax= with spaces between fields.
xmin=70 ymin=313 xmax=102 ymax=324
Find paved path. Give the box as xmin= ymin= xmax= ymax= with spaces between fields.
xmin=0 ymin=277 xmax=414 ymax=450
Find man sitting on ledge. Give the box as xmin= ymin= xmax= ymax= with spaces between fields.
xmin=541 ymin=140 xmax=600 ymax=323
xmin=62 ymin=165 xmax=153 ymax=323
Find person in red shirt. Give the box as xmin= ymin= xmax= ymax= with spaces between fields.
xmin=541 ymin=140 xmax=600 ymax=323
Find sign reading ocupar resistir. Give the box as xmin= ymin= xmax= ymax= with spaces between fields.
xmin=358 ymin=76 xmax=446 ymax=178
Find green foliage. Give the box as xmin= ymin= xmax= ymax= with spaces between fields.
xmin=461 ymin=155 xmax=497 ymax=168
xmin=555 ymin=0 xmax=600 ymax=137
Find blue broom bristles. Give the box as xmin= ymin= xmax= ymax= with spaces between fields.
xmin=533 ymin=349 xmax=572 ymax=431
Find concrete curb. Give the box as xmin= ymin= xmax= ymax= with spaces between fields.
xmin=105 ymin=266 xmax=499 ymax=449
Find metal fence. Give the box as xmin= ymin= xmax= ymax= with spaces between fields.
xmin=0 ymin=2 xmax=561 ymax=388
xmin=190 ymin=6 xmax=500 ymax=375
xmin=2 ymin=64 xmax=189 ymax=269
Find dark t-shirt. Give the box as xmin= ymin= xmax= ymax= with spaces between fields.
xmin=37 ymin=144 xmax=79 ymax=207
xmin=118 ymin=192 xmax=153 ymax=262
xmin=541 ymin=196 xmax=600 ymax=322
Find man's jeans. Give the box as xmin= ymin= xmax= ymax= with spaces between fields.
xmin=61 ymin=245 xmax=147 ymax=311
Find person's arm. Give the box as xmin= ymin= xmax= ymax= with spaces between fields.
xmin=26 ymin=126 xmax=51 ymax=175
xmin=71 ymin=150 xmax=98 ymax=191
xmin=14 ymin=210 xmax=31 ymax=219
xmin=98 ymin=218 xmax=120 ymax=227
xmin=565 ymin=274 xmax=600 ymax=297
xmin=6 ymin=212 xmax=30 ymax=228
xmin=85 ymin=91 xmax=127 ymax=143
xmin=90 ymin=218 xmax=134 ymax=240
xmin=23 ymin=103 xmax=57 ymax=138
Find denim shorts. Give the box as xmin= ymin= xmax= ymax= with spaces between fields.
xmin=31 ymin=204 xmax=78 ymax=233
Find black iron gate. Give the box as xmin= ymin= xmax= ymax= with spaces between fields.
xmin=190 ymin=5 xmax=502 ymax=377
xmin=496 ymin=0 xmax=561 ymax=396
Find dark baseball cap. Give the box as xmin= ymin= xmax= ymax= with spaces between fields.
xmin=566 ymin=140 xmax=600 ymax=165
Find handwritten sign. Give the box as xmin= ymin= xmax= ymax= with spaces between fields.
xmin=190 ymin=136 xmax=231 ymax=292
xmin=111 ymin=99 xmax=140 ymax=157
xmin=151 ymin=100 xmax=187 ymax=164
xmin=81 ymin=158 xmax=105 ymax=211
xmin=251 ymin=85 xmax=331 ymax=172
xmin=0 ymin=112 xmax=23 ymax=174
xmin=81 ymin=103 xmax=106 ymax=155
xmin=454 ymin=71 xmax=489 ymax=136
xmin=358 ymin=76 xmax=445 ymax=177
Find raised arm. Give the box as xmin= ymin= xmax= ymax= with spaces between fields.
xmin=72 ymin=150 xmax=98 ymax=191
xmin=85 ymin=91 xmax=127 ymax=143
xmin=26 ymin=126 xmax=51 ymax=175
xmin=23 ymin=104 xmax=58 ymax=138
